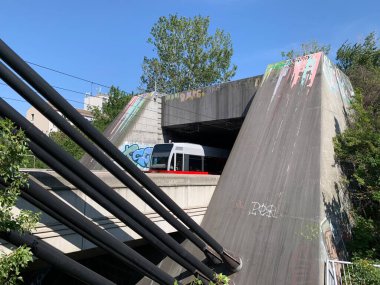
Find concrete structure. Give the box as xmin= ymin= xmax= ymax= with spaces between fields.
xmin=81 ymin=92 xmax=164 ymax=171
xmin=16 ymin=53 xmax=353 ymax=285
xmin=162 ymin=76 xmax=262 ymax=148
xmin=84 ymin=93 xmax=108 ymax=111
xmin=163 ymin=76 xmax=261 ymax=126
xmin=140 ymin=53 xmax=353 ymax=285
xmin=0 ymin=170 xmax=218 ymax=255
xmin=26 ymin=105 xmax=94 ymax=135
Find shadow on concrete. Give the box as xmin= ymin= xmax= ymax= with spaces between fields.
xmin=23 ymin=233 xmax=186 ymax=285
xmin=322 ymin=182 xmax=352 ymax=261
xmin=23 ymin=171 xmax=135 ymax=253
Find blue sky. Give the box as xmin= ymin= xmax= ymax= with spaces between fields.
xmin=1 ymin=0 xmax=379 ymax=115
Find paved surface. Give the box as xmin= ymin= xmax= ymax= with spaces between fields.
xmin=138 ymin=53 xmax=354 ymax=285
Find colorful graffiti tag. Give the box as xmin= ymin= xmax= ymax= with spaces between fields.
xmin=121 ymin=144 xmax=153 ymax=169
xmin=263 ymin=53 xmax=322 ymax=91
xmin=165 ymin=89 xmax=206 ymax=102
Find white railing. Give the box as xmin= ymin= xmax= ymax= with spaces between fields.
xmin=326 ymin=259 xmax=380 ymax=285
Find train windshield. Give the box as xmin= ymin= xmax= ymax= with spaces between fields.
xmin=150 ymin=144 xmax=174 ymax=170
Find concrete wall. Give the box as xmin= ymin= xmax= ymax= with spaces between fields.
xmin=81 ymin=93 xmax=164 ymax=170
xmin=0 ymin=170 xmax=218 ymax=255
xmin=162 ymin=76 xmax=262 ymax=127
xmin=319 ymin=56 xmax=354 ymax=264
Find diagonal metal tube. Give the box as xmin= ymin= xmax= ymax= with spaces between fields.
xmin=0 ymin=179 xmax=179 ymax=285
xmin=27 ymin=140 xmax=198 ymax=278
xmin=0 ymin=230 xmax=116 ymax=285
xmin=0 ymin=60 xmax=211 ymax=258
xmin=0 ymin=96 xmax=216 ymax=281
xmin=0 ymin=39 xmax=241 ymax=271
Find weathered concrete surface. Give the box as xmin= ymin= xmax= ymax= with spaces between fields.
xmin=81 ymin=92 xmax=164 ymax=171
xmin=1 ymin=171 xmax=218 ymax=255
xmin=140 ymin=53 xmax=353 ymax=285
xmin=162 ymin=76 xmax=262 ymax=127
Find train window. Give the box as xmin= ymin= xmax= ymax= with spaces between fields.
xmin=188 ymin=155 xmax=203 ymax=171
xmin=169 ymin=155 xmax=174 ymax=170
xmin=176 ymin=153 xmax=183 ymax=171
xmin=150 ymin=144 xmax=173 ymax=170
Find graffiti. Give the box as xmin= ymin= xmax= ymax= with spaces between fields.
xmin=290 ymin=53 xmax=321 ymax=88
xmin=121 ymin=144 xmax=153 ymax=169
xmin=248 ymin=201 xmax=278 ymax=218
xmin=263 ymin=53 xmax=322 ymax=91
xmin=111 ymin=96 xmax=145 ymax=135
xmin=165 ymin=89 xmax=206 ymax=102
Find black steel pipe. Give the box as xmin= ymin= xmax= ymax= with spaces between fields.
xmin=0 ymin=230 xmax=116 ymax=285
xmin=0 ymin=178 xmax=177 ymax=285
xmin=0 ymin=60 xmax=209 ymax=256
xmin=0 ymin=39 xmax=241 ymax=270
xmin=0 ymin=98 xmax=216 ymax=281
xmin=27 ymin=140 xmax=197 ymax=277
xmin=19 ymin=190 xmax=152 ymax=281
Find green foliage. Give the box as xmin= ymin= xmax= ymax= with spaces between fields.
xmin=48 ymin=86 xmax=131 ymax=161
xmin=336 ymin=32 xmax=380 ymax=119
xmin=0 ymin=246 xmax=33 ymax=285
xmin=281 ymin=40 xmax=331 ymax=59
xmin=347 ymin=215 xmax=379 ymax=259
xmin=0 ymin=118 xmax=40 ymax=284
xmin=190 ymin=273 xmax=230 ymax=285
xmin=333 ymin=93 xmax=380 ymax=218
xmin=91 ymin=86 xmax=132 ymax=132
xmin=344 ymin=259 xmax=380 ymax=285
xmin=23 ymin=151 xmax=47 ymax=169
xmin=336 ymin=32 xmax=380 ymax=72
xmin=49 ymin=130 xmax=85 ymax=161
xmin=141 ymin=14 xmax=237 ymax=94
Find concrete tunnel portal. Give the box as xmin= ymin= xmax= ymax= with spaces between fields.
xmin=162 ymin=117 xmax=244 ymax=150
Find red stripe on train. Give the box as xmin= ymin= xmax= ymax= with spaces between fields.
xmin=147 ymin=170 xmax=209 ymax=175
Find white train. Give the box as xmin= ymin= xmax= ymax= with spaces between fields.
xmin=149 ymin=143 xmax=229 ymax=174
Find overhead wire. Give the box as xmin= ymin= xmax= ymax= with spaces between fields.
xmin=1 ymin=61 xmax=240 ymax=132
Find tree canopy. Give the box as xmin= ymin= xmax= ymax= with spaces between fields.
xmin=47 ymin=86 xmax=131 ymax=162
xmin=333 ymin=32 xmax=380 ymax=261
xmin=141 ymin=14 xmax=237 ymax=94
xmin=336 ymin=32 xmax=380 ymax=121
xmin=91 ymin=86 xmax=132 ymax=132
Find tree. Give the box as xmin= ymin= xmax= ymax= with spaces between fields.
xmin=49 ymin=130 xmax=85 ymax=161
xmin=336 ymin=32 xmax=380 ymax=120
xmin=47 ymin=86 xmax=131 ymax=162
xmin=281 ymin=40 xmax=331 ymax=59
xmin=0 ymin=118 xmax=40 ymax=284
xmin=91 ymin=86 xmax=132 ymax=132
xmin=141 ymin=14 xmax=237 ymax=94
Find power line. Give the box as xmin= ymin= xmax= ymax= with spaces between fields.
xmin=26 ymin=61 xmax=111 ymax=89
xmin=2 ymin=61 xmax=236 ymax=130
xmin=7 ymin=59 xmax=223 ymax=121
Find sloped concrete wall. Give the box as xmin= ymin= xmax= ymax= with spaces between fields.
xmin=319 ymin=56 xmax=354 ymax=265
xmin=81 ymin=93 xmax=164 ymax=171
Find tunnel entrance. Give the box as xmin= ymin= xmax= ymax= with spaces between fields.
xmin=163 ymin=117 xmax=244 ymax=150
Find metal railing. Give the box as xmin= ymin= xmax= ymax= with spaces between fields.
xmin=326 ymin=259 xmax=380 ymax=285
